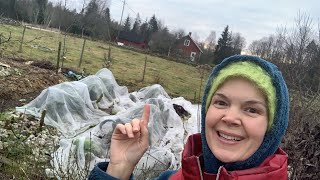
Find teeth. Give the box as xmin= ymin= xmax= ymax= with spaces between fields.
xmin=219 ymin=132 xmax=241 ymax=141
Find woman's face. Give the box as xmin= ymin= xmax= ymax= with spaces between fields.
xmin=205 ymin=78 xmax=268 ymax=163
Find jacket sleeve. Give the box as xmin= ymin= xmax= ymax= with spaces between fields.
xmin=88 ymin=162 xmax=133 ymax=180
xmin=88 ymin=162 xmax=177 ymax=180
xmin=152 ymin=170 xmax=177 ymax=180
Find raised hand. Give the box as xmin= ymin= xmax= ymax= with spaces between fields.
xmin=106 ymin=104 xmax=150 ymax=180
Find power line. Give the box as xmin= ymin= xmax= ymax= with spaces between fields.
xmin=115 ymin=0 xmax=142 ymax=18
xmin=125 ymin=3 xmax=137 ymax=15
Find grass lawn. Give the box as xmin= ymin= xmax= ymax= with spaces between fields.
xmin=0 ymin=24 xmax=210 ymax=102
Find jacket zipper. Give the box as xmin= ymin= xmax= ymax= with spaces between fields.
xmin=196 ymin=157 xmax=204 ymax=180
xmin=215 ymin=166 xmax=223 ymax=180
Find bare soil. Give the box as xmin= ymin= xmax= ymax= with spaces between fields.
xmin=0 ymin=57 xmax=65 ymax=112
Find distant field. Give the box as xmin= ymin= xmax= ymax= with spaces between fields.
xmin=0 ymin=24 xmax=210 ymax=102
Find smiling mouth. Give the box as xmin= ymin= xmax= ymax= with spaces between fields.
xmin=218 ymin=131 xmax=243 ymax=141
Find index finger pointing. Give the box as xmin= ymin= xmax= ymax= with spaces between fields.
xmin=142 ymin=104 xmax=150 ymax=125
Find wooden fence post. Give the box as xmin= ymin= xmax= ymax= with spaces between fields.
xmin=141 ymin=56 xmax=147 ymax=82
xmin=19 ymin=25 xmax=26 ymax=52
xmin=108 ymin=46 xmax=111 ymax=61
xmin=61 ymin=33 xmax=67 ymax=68
xmin=56 ymin=42 xmax=61 ymax=74
xmin=78 ymin=39 xmax=86 ymax=68
xmin=38 ymin=109 xmax=46 ymax=132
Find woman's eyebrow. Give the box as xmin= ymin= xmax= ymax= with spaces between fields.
xmin=213 ymin=93 xmax=228 ymax=99
xmin=214 ymin=93 xmax=267 ymax=108
xmin=244 ymin=100 xmax=267 ymax=108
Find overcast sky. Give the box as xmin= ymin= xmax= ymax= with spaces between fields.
xmin=50 ymin=0 xmax=320 ymax=48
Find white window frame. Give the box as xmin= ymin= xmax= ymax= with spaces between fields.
xmin=190 ymin=52 xmax=196 ymax=61
xmin=184 ymin=39 xmax=190 ymax=46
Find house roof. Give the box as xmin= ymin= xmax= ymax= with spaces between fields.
xmin=118 ymin=31 xmax=145 ymax=43
xmin=181 ymin=34 xmax=203 ymax=53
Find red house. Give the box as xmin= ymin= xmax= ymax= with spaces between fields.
xmin=117 ymin=31 xmax=147 ymax=49
xmin=175 ymin=32 xmax=202 ymax=62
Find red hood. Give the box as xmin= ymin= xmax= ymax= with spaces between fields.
xmin=170 ymin=133 xmax=288 ymax=180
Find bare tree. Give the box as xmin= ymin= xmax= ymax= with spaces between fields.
xmin=269 ymin=27 xmax=287 ymax=63
xmin=231 ymin=32 xmax=246 ymax=54
xmin=149 ymin=27 xmax=175 ymax=55
xmin=191 ymin=32 xmax=200 ymax=44
xmin=173 ymin=29 xmax=186 ymax=39
xmin=289 ymin=11 xmax=313 ymax=64
xmin=205 ymin=30 xmax=216 ymax=51
xmin=249 ymin=12 xmax=320 ymax=179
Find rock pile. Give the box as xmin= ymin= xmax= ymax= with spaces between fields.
xmin=0 ymin=111 xmax=61 ymax=168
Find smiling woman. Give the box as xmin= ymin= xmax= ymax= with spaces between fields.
xmin=206 ymin=77 xmax=268 ymax=163
xmin=198 ymin=55 xmax=289 ymax=179
xmin=88 ymin=55 xmax=290 ymax=180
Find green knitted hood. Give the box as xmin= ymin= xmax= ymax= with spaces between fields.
xmin=201 ymin=55 xmax=289 ymax=174
xmin=205 ymin=61 xmax=276 ymax=129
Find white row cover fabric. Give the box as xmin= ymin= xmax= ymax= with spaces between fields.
xmin=16 ymin=81 xmax=108 ymax=137
xmin=16 ymin=68 xmax=201 ymax=179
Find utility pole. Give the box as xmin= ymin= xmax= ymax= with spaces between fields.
xmin=117 ymin=0 xmax=126 ymax=41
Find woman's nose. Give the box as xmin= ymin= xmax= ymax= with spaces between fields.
xmin=221 ymin=107 xmax=242 ymax=126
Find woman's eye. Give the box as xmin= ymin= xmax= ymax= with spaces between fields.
xmin=213 ymin=100 xmax=227 ymax=106
xmin=245 ymin=108 xmax=259 ymax=114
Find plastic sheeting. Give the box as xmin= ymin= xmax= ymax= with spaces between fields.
xmin=16 ymin=81 xmax=109 ymax=137
xmin=16 ymin=68 xmax=201 ymax=179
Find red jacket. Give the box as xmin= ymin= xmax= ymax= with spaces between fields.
xmin=169 ymin=134 xmax=288 ymax=180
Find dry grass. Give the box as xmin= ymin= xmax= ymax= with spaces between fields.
xmin=0 ymin=24 xmax=210 ymax=102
